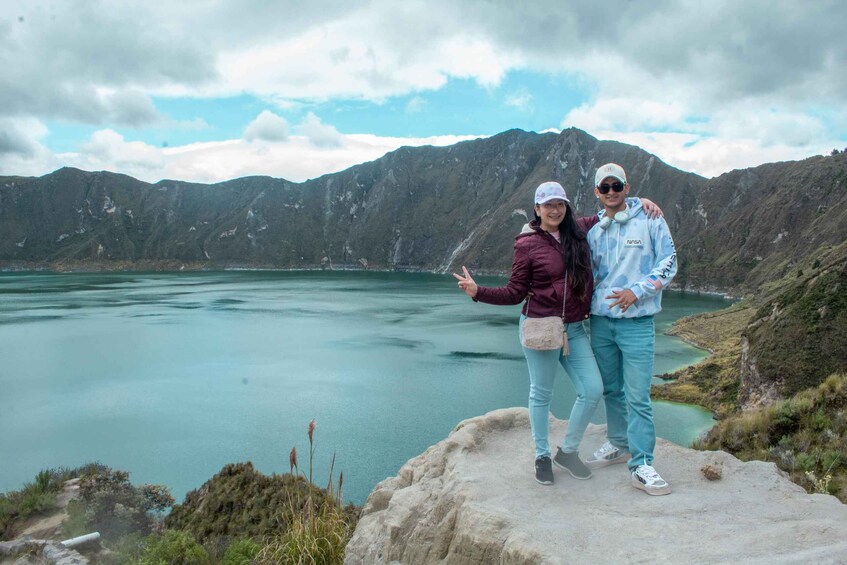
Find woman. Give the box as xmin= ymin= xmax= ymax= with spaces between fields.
xmin=453 ymin=181 xmax=660 ymax=485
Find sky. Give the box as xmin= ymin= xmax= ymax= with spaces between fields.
xmin=1 ymin=0 xmax=845 ymax=184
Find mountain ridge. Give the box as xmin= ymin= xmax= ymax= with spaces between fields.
xmin=2 ymin=128 xmax=845 ymax=295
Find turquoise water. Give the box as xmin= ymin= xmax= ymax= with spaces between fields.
xmin=0 ymin=271 xmax=730 ymax=504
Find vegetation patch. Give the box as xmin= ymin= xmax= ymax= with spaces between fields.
xmin=165 ymin=420 xmax=359 ymax=564
xmin=2 ymin=421 xmax=359 ymax=564
xmin=164 ymin=462 xmax=357 ymax=543
xmin=0 ymin=463 xmax=105 ymax=540
xmin=696 ymin=373 xmax=847 ymax=503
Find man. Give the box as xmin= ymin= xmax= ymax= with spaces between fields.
xmin=584 ymin=163 xmax=678 ymax=496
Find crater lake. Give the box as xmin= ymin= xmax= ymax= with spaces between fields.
xmin=0 ymin=271 xmax=730 ymax=504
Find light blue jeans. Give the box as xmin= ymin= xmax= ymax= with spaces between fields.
xmin=520 ymin=317 xmax=603 ymax=459
xmin=589 ymin=315 xmax=656 ymax=471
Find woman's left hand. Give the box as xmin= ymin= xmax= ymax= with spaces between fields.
xmin=640 ymin=198 xmax=664 ymax=219
xmin=452 ymin=266 xmax=478 ymax=298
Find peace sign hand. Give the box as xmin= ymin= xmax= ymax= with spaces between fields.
xmin=452 ymin=266 xmax=478 ymax=298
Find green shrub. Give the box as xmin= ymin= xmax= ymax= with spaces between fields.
xmin=97 ymin=532 xmax=148 ymax=565
xmin=810 ymin=409 xmax=832 ymax=431
xmin=795 ymin=452 xmax=818 ymax=472
xmin=0 ymin=494 xmax=12 ymax=538
xmin=17 ymin=488 xmax=56 ymax=516
xmin=1 ymin=463 xmax=171 ymax=545
xmin=61 ymin=499 xmax=90 ymax=539
xmin=132 ymin=530 xmax=210 ymax=565
xmin=221 ymin=538 xmax=262 ymax=565
xmin=34 ymin=470 xmax=51 ymax=493
xmin=768 ymin=403 xmax=800 ymax=438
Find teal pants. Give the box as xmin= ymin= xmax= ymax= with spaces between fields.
xmin=589 ymin=314 xmax=656 ymax=471
xmin=520 ymin=318 xmax=603 ymax=459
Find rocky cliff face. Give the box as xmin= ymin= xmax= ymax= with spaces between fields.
xmin=344 ymin=408 xmax=847 ymax=564
xmin=738 ymin=241 xmax=847 ymax=403
xmin=8 ymin=129 xmax=696 ymax=273
xmin=676 ymin=153 xmax=847 ymax=291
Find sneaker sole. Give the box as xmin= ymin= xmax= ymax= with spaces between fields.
xmin=535 ymin=476 xmax=554 ymax=486
xmin=631 ymin=477 xmax=671 ymax=496
xmin=552 ymin=459 xmax=592 ymax=480
xmin=585 ymin=453 xmax=630 ymax=469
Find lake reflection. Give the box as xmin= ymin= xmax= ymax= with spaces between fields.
xmin=0 ymin=271 xmax=730 ymax=504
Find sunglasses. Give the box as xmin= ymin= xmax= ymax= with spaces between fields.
xmin=598 ymin=181 xmax=625 ymax=194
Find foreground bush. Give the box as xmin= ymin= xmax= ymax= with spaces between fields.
xmin=696 ymin=373 xmax=847 ymax=501
xmin=255 ymin=496 xmax=352 ymax=565
xmin=221 ymin=538 xmax=261 ymax=564
xmin=77 ymin=466 xmax=175 ymax=540
xmin=165 ymin=462 xmax=356 ymax=543
xmin=132 ymin=529 xmax=210 ymax=565
xmin=167 ymin=420 xmax=359 ymax=564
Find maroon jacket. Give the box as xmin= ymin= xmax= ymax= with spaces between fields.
xmin=475 ymin=216 xmax=598 ymax=322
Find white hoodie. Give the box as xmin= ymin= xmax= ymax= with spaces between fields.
xmin=586 ymin=197 xmax=677 ymax=318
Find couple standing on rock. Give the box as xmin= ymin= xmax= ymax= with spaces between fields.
xmin=454 ymin=163 xmax=678 ymax=496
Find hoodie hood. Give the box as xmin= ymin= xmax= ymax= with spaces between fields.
xmin=597 ymin=197 xmax=644 ymax=222
xmin=517 ymin=218 xmax=546 ymax=239
xmin=519 ymin=221 xmax=537 ymax=235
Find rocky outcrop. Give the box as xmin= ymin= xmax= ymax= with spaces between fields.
xmin=0 ymin=538 xmax=89 ymax=565
xmin=345 ymin=408 xmax=847 ymax=564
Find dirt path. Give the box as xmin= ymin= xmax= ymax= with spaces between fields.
xmin=10 ymin=479 xmax=80 ymax=540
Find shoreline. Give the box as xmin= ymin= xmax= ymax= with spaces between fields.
xmin=0 ymin=261 xmax=744 ymax=298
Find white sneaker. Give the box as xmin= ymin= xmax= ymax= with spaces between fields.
xmin=631 ymin=465 xmax=671 ymax=496
xmin=585 ymin=441 xmax=630 ymax=469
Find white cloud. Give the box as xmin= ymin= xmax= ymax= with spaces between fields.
xmin=106 ymin=89 xmax=162 ymax=127
xmin=6 ymin=1 xmax=846 ymax=113
xmin=215 ymin=13 xmax=521 ymax=102
xmin=295 ymin=112 xmax=344 ymax=148
xmin=589 ymin=130 xmax=838 ymax=179
xmin=504 ymin=88 xmax=533 ymax=111
xmin=405 ymin=96 xmax=426 ymax=114
xmin=0 ymin=117 xmax=483 ymax=184
xmin=76 ymin=129 xmax=165 ymax=173
xmin=563 ymin=96 xmax=843 ymax=177
xmin=2 ymin=1 xmax=845 ymax=181
xmin=0 ymin=117 xmax=48 ymax=157
xmin=243 ymin=110 xmax=289 ymax=142
xmin=564 ymin=98 xmax=689 ymax=133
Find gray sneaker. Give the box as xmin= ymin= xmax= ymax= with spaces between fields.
xmin=553 ymin=448 xmax=592 ymax=479
xmin=535 ymin=456 xmax=553 ymax=485
xmin=586 ymin=441 xmax=630 ymax=469
xmin=631 ymin=465 xmax=671 ymax=496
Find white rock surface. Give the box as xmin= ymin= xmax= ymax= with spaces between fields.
xmin=345 ymin=408 xmax=847 ymax=564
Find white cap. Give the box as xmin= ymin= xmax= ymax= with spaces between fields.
xmin=595 ymin=163 xmax=627 ymax=187
xmin=534 ymin=181 xmax=570 ymax=204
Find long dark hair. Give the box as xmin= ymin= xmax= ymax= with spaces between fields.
xmin=535 ymin=203 xmax=593 ymax=300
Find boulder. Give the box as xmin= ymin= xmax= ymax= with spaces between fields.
xmin=345 ymin=408 xmax=847 ymax=564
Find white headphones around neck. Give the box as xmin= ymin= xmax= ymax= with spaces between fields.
xmin=597 ymin=211 xmax=630 ymax=230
